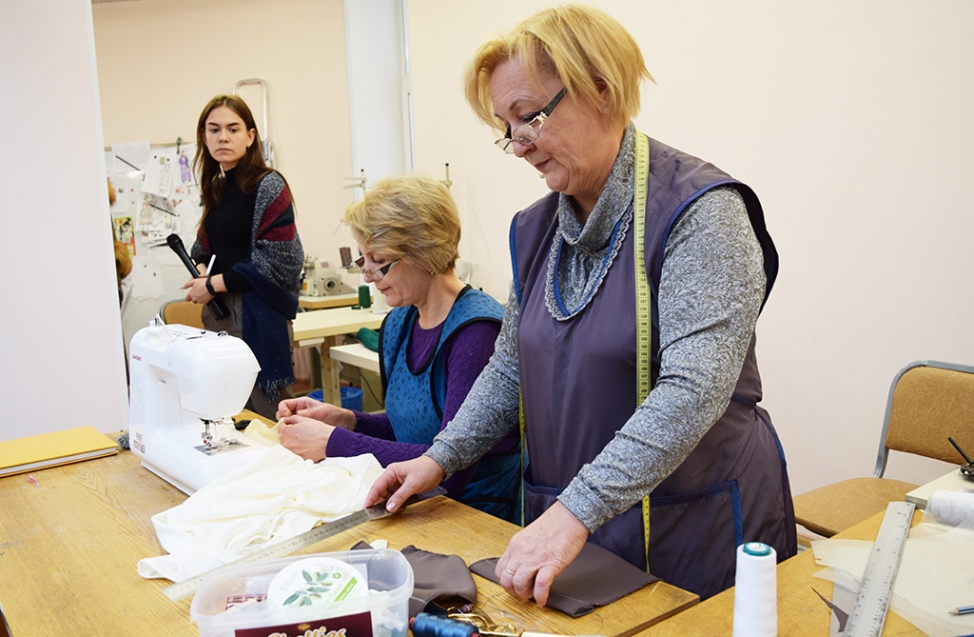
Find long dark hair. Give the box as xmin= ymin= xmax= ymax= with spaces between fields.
xmin=194 ymin=94 xmax=272 ymax=221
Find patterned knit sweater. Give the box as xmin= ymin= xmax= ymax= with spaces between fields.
xmin=192 ymin=170 xmax=304 ymax=397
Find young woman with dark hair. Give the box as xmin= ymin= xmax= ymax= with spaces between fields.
xmin=181 ymin=94 xmax=304 ymax=419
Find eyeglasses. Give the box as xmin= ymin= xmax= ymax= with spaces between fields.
xmin=354 ymin=255 xmax=401 ymax=281
xmin=495 ymin=87 xmax=567 ymax=154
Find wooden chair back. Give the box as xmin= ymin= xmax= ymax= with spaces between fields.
xmin=160 ymin=300 xmax=205 ymax=330
xmin=876 ymin=360 xmax=974 ymax=475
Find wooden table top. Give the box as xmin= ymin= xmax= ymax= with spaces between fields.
xmin=636 ymin=509 xmax=928 ymax=637
xmin=299 ymin=293 xmax=361 ymax=311
xmin=0 ymin=436 xmax=696 ymax=637
xmin=293 ymin=306 xmax=384 ymax=345
xmin=330 ymin=343 xmax=381 ymax=373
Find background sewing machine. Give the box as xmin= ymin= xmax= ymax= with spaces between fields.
xmin=129 ymin=320 xmax=270 ymax=494
xmin=301 ymin=255 xmax=356 ymax=297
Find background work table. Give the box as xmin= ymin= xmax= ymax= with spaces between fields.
xmin=299 ymin=292 xmax=361 ymax=310
xmin=293 ymin=306 xmax=385 ymax=405
xmin=638 ymin=509 xmax=930 ymax=637
xmin=0 ymin=440 xmax=696 ymax=636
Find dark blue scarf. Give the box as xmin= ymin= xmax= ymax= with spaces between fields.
xmin=234 ymin=262 xmax=299 ymax=401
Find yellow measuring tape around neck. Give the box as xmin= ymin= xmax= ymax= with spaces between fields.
xmin=634 ymin=131 xmax=653 ymax=571
xmin=517 ymin=133 xmax=654 ymax=567
xmin=634 ymin=134 xmax=652 ymax=401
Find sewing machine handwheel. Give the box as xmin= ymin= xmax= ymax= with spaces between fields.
xmin=233 ymin=419 xmax=251 ymax=431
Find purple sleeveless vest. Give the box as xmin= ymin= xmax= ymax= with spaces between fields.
xmin=510 ymin=135 xmax=795 ymax=599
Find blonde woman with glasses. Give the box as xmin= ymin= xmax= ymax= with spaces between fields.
xmin=366 ymin=3 xmax=795 ymax=605
xmin=276 ymin=174 xmax=520 ymax=522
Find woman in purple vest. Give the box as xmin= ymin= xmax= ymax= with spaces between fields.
xmin=366 ymin=5 xmax=796 ymax=602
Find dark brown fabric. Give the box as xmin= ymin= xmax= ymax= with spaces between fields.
xmin=351 ymin=542 xmax=477 ymax=618
xmin=469 ymin=541 xmax=657 ymax=617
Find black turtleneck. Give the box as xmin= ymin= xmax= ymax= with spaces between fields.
xmin=202 ymin=168 xmax=254 ymax=292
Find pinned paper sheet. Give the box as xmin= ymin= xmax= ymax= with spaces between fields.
xmin=129 ymin=255 xmax=166 ymax=300
xmin=112 ymin=140 xmax=150 ymax=175
xmin=142 ymin=148 xmax=176 ymax=199
xmin=137 ymin=192 xmax=178 ymax=248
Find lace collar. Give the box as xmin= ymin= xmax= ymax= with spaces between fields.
xmin=543 ymin=124 xmax=636 ymax=321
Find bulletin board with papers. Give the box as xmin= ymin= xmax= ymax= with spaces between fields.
xmin=106 ymin=139 xmax=205 ymax=344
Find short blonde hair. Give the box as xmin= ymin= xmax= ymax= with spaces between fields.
xmin=344 ymin=174 xmax=461 ymax=274
xmin=464 ymin=4 xmax=653 ymax=134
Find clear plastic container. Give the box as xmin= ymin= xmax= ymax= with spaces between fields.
xmin=190 ymin=549 xmax=413 ymax=637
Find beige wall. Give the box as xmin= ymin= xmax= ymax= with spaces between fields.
xmin=0 ymin=0 xmax=128 ymax=442
xmin=404 ymin=0 xmax=974 ymax=495
xmin=93 ymin=0 xmax=358 ymax=265
xmin=84 ymin=0 xmax=974 ymax=496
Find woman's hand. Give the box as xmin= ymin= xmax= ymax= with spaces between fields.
xmin=364 ymin=456 xmax=445 ymax=511
xmin=495 ymin=502 xmax=589 ymax=607
xmin=181 ymin=276 xmax=213 ymax=304
xmin=276 ymin=397 xmax=356 ymax=430
xmin=278 ymin=416 xmax=335 ymax=462
xmin=181 ymin=268 xmax=224 ymax=304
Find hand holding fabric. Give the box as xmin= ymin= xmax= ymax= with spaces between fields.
xmin=495 ymin=501 xmax=589 ymax=607
xmin=276 ymin=396 xmax=356 ymax=429
xmin=278 ymin=416 xmax=335 ymax=462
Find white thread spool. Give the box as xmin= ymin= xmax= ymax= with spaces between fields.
xmin=370 ymin=282 xmax=389 ymax=314
xmin=927 ymin=489 xmax=974 ymax=529
xmin=732 ymin=541 xmax=777 ymax=637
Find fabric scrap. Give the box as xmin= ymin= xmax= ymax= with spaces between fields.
xmin=244 ymin=418 xmax=281 ymax=445
xmin=352 ymin=540 xmax=477 ymax=618
xmin=470 ymin=541 xmax=657 ymax=617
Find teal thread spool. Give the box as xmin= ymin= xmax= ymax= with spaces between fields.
xmin=358 ymin=284 xmax=371 ymax=309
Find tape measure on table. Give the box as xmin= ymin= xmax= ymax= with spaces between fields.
xmin=843 ymin=500 xmax=915 ymax=637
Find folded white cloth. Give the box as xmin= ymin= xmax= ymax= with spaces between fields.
xmin=137 ymin=445 xmax=383 ymax=583
xmin=927 ymin=489 xmax=974 ymax=529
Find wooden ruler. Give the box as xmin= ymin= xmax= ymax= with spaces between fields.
xmin=843 ymin=500 xmax=915 ymax=637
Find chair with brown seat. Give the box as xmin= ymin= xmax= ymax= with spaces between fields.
xmin=160 ymin=299 xmax=205 ymax=329
xmin=792 ymin=359 xmax=974 ymax=537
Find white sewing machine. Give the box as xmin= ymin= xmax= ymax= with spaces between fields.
xmin=301 ymin=256 xmax=356 ymax=297
xmin=129 ymin=320 xmax=269 ymax=495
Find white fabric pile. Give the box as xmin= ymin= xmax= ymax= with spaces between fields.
xmin=137 ymin=445 xmax=383 ymax=583
xmin=811 ymin=492 xmax=974 ymax=637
